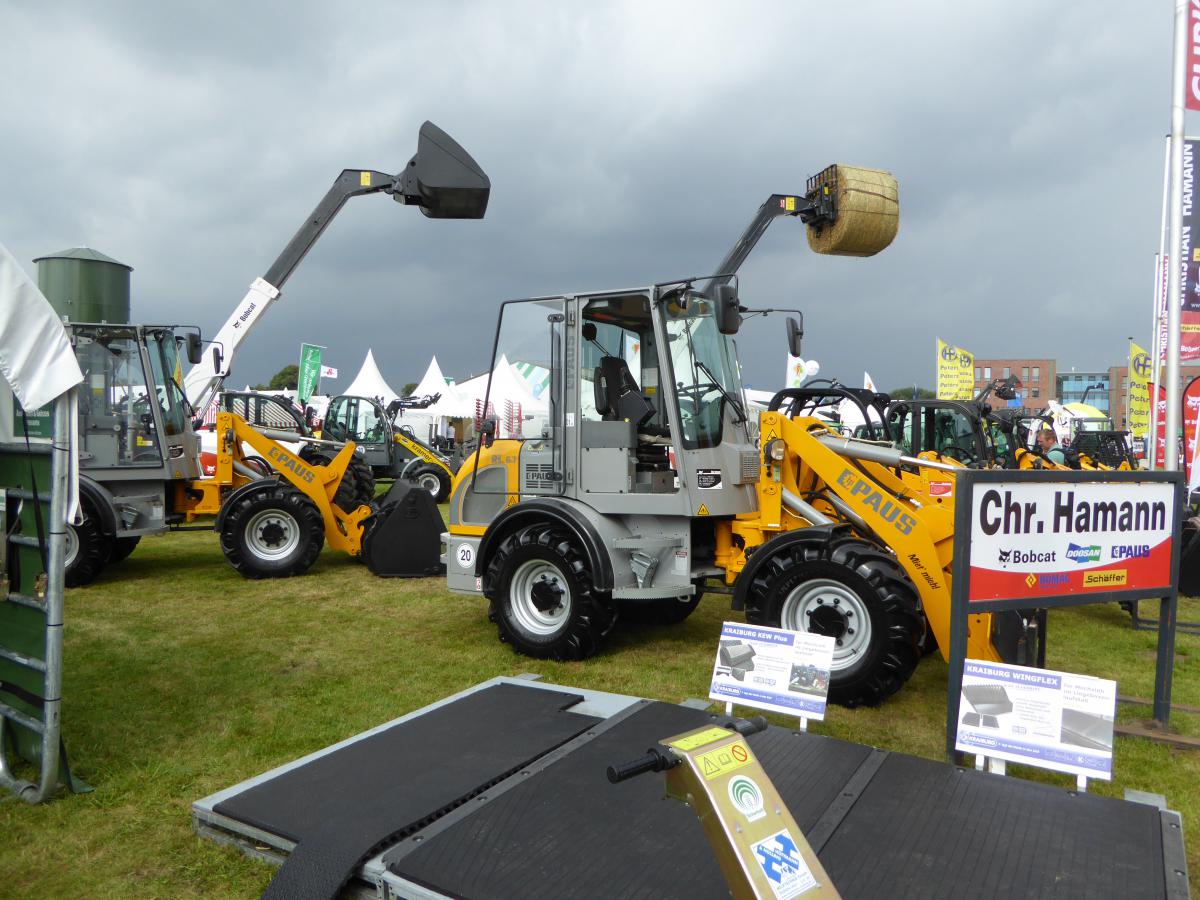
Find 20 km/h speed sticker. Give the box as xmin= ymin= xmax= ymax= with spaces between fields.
xmin=455 ymin=544 xmax=475 ymax=569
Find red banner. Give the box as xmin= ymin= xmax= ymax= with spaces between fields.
xmin=1186 ymin=376 xmax=1200 ymax=483
xmin=1150 ymin=382 xmax=1169 ymax=462
xmin=1189 ymin=4 xmax=1200 ymax=112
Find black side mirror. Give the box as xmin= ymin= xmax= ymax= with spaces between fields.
xmin=212 ymin=346 xmax=224 ymax=374
xmin=714 ymin=283 xmax=742 ymax=335
xmin=786 ymin=315 xmax=804 ymax=357
xmin=184 ymin=332 xmax=204 ymax=365
xmin=481 ymin=416 xmax=496 ymax=437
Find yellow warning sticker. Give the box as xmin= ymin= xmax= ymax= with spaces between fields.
xmin=360 ymin=171 xmax=372 ymax=186
xmin=668 ymin=727 xmax=731 ymax=752
xmin=698 ymin=504 xmax=709 ymax=516
xmin=1083 ymin=569 xmax=1126 ymax=588
xmin=784 ymin=196 xmax=796 ymax=211
xmin=697 ymin=740 xmax=752 ymax=781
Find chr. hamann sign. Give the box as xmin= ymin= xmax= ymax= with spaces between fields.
xmin=967 ymin=480 xmax=1176 ymax=602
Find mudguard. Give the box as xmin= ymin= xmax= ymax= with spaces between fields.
xmin=213 ymin=476 xmax=284 ymax=533
xmin=78 ymin=475 xmax=119 ymax=535
xmin=476 ymin=498 xmax=615 ymax=591
xmin=730 ymin=524 xmax=841 ymax=611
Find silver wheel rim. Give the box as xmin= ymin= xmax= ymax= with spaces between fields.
xmin=780 ymin=577 xmax=872 ymax=672
xmin=64 ymin=524 xmax=79 ymax=567
xmin=417 ymin=472 xmax=441 ymax=496
xmin=509 ymin=558 xmax=570 ymax=636
xmin=244 ymin=508 xmax=302 ymax=562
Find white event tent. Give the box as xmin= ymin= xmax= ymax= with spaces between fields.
xmin=343 ymin=349 xmax=400 ymax=405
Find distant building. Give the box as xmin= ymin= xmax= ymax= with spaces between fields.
xmin=1105 ymin=363 xmax=1200 ymax=428
xmin=973 ymin=358 xmax=1055 ymax=411
xmin=1057 ymin=371 xmax=1110 ymax=414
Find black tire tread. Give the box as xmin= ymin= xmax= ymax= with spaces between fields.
xmin=743 ymin=536 xmax=922 ymax=708
xmin=219 ymin=485 xmax=324 ymax=579
xmin=485 ymin=523 xmax=616 ymax=660
xmin=65 ymin=505 xmax=112 ymax=588
xmin=411 ymin=464 xmax=451 ymax=503
xmin=107 ymin=535 xmax=141 ymax=565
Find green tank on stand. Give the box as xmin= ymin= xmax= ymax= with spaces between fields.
xmin=33 ymin=247 xmax=132 ymax=324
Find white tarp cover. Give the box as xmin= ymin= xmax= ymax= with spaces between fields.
xmin=343 ymin=349 xmax=400 ymax=405
xmin=0 ymin=241 xmax=82 ymax=410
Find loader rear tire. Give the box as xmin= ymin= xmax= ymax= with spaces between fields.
xmin=745 ymin=537 xmax=922 ymax=708
xmin=411 ymin=465 xmax=451 ymax=503
xmin=299 ymin=448 xmax=376 ymax=511
xmin=619 ymin=579 xmax=705 ymax=625
xmin=220 ymin=485 xmax=324 ymax=579
xmin=487 ymin=523 xmax=617 ymax=661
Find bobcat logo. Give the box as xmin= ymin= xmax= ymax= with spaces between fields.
xmin=998 ymin=548 xmax=1012 ymax=563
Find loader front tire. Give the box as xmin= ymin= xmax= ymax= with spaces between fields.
xmin=299 ymin=447 xmax=376 ymax=511
xmin=220 ymin=486 xmax=324 ymax=579
xmin=745 ymin=537 xmax=922 ymax=707
xmin=411 ymin=465 xmax=451 ymax=503
xmin=64 ymin=505 xmax=112 ymax=588
xmin=487 ymin=523 xmax=617 ymax=661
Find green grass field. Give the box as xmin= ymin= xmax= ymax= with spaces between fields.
xmin=1 ymin=523 xmax=1197 ymax=897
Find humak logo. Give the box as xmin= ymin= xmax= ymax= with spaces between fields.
xmin=1132 ymin=352 xmax=1152 ymax=379
xmin=836 ymin=470 xmax=917 ymax=535
xmin=1065 ymin=543 xmax=1101 ymax=564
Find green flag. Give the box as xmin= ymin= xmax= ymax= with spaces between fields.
xmin=298 ymin=343 xmax=323 ymax=403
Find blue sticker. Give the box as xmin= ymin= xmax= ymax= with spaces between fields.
xmin=751 ymin=828 xmax=818 ymax=898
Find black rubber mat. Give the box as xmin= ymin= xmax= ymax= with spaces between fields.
xmin=386 ymin=702 xmax=875 ymax=900
xmin=214 ymin=683 xmax=599 ymax=900
xmin=819 ymin=752 xmax=1167 ymax=900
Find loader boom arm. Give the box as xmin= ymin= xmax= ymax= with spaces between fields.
xmin=182 ymin=169 xmax=404 ymax=414
xmin=183 ymin=120 xmax=491 ymax=415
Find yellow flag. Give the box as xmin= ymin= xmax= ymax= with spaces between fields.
xmin=955 ymin=346 xmax=975 ymax=400
xmin=936 ymin=339 xmax=959 ymax=399
xmin=1128 ymin=341 xmax=1152 ymax=437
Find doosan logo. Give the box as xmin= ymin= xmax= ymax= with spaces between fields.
xmin=1065 ymin=543 xmax=1101 ymax=564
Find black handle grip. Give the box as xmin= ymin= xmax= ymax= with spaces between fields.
xmin=724 ymin=715 xmax=769 ymax=737
xmin=606 ymin=748 xmax=675 ymax=784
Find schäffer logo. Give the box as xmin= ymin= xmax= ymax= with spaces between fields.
xmin=1065 ymin=543 xmax=1101 ymax=564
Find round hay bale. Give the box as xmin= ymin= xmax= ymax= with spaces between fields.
xmin=806 ymin=165 xmax=899 ymax=257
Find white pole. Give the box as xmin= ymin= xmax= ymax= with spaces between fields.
xmin=1165 ymin=0 xmax=1189 ymax=471
xmin=1150 ymin=136 xmax=1172 ymax=467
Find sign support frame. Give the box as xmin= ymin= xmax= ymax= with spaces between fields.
xmin=946 ymin=468 xmax=1185 ymax=762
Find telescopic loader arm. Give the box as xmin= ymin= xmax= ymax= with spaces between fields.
xmin=183 ymin=121 xmax=490 ymax=415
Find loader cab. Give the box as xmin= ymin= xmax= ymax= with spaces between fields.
xmin=324 ymin=394 xmax=393 ymax=471
xmin=886 ymin=399 xmax=990 ymax=467
xmin=69 ymin=323 xmax=201 ymax=482
xmin=452 ymin=281 xmax=759 ymax=530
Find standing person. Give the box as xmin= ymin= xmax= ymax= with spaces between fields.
xmin=1036 ymin=428 xmax=1066 ymax=465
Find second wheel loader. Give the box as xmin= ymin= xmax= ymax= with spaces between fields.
xmin=434 ymin=165 xmax=1036 ymax=707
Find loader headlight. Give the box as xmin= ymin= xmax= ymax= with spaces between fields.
xmin=765 ymin=438 xmax=785 ymax=462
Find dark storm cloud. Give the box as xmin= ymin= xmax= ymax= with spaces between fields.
xmin=0 ymin=1 xmax=1172 ymax=394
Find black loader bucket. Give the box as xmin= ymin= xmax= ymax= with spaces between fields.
xmin=362 ymin=481 xmax=445 ymax=577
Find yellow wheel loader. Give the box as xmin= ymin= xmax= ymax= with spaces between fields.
xmin=439 ymin=166 xmax=1035 ymax=706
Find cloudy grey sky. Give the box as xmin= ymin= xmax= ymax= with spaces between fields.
xmin=0 ymin=1 xmax=1174 ymax=395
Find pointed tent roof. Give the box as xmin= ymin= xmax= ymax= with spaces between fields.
xmin=457 ymin=355 xmax=546 ymax=412
xmin=407 ymin=355 xmax=474 ymax=419
xmin=343 ymin=349 xmax=399 ymax=404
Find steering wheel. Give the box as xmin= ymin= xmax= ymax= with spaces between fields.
xmin=939 ymin=445 xmax=977 ymax=465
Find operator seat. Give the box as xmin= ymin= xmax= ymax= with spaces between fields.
xmin=593 ymin=356 xmax=669 ymax=471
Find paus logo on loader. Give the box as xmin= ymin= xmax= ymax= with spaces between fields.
xmin=836 ymin=469 xmax=917 ymax=535
xmin=266 ymin=446 xmax=317 ymax=484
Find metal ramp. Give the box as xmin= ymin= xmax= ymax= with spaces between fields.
xmin=0 ymin=395 xmax=78 ymax=803
xmin=193 ymin=676 xmax=1190 ymax=900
